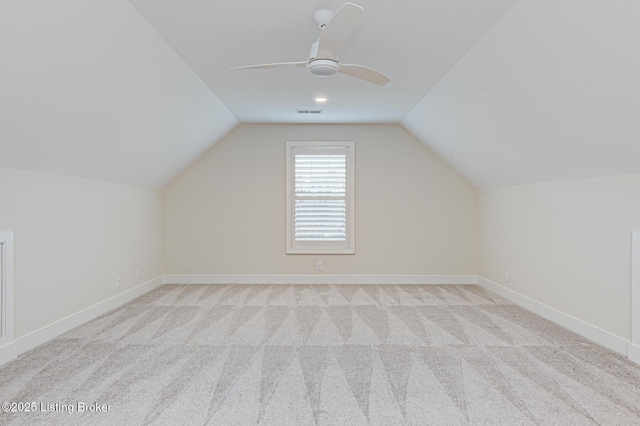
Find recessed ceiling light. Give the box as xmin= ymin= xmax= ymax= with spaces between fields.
xmin=315 ymin=97 xmax=328 ymax=103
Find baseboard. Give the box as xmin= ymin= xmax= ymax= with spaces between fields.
xmin=629 ymin=344 xmax=640 ymax=365
xmin=0 ymin=276 xmax=163 ymax=367
xmin=6 ymin=274 xmax=635 ymax=367
xmin=162 ymin=274 xmax=478 ymax=285
xmin=0 ymin=341 xmax=18 ymax=366
xmin=477 ymin=276 xmax=630 ymax=357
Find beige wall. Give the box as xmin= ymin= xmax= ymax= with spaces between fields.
xmin=164 ymin=124 xmax=477 ymax=276
xmin=478 ymin=174 xmax=640 ymax=340
xmin=4 ymin=122 xmax=638 ymax=352
xmin=0 ymin=167 xmax=163 ymax=338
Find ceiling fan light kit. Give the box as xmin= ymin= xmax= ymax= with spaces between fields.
xmin=308 ymin=59 xmax=339 ymax=76
xmin=231 ymin=2 xmax=389 ymax=86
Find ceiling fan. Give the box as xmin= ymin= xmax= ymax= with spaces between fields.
xmin=231 ymin=3 xmax=389 ymax=86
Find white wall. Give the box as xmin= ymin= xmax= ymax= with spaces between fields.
xmin=164 ymin=124 xmax=477 ymax=277
xmin=478 ymin=174 xmax=640 ymax=340
xmin=0 ymin=167 xmax=163 ymax=339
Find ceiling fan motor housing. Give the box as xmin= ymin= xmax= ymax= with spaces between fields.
xmin=307 ymin=40 xmax=339 ymax=76
xmin=308 ymin=59 xmax=339 ymax=76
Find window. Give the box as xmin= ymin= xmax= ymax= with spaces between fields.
xmin=286 ymin=141 xmax=355 ymax=254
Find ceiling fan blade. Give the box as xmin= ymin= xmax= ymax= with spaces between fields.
xmin=339 ymin=64 xmax=390 ymax=86
xmin=231 ymin=61 xmax=308 ymax=70
xmin=316 ymin=3 xmax=363 ymax=60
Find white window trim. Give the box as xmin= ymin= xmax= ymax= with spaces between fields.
xmin=286 ymin=141 xmax=355 ymax=254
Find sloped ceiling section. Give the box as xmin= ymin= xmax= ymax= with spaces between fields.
xmin=0 ymin=0 xmax=238 ymax=188
xmin=128 ymin=0 xmax=517 ymax=124
xmin=403 ymin=0 xmax=640 ymax=188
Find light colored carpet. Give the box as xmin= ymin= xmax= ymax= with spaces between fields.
xmin=1 ymin=284 xmax=640 ymax=425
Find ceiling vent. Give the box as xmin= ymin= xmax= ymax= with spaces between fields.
xmin=297 ymin=109 xmax=323 ymax=114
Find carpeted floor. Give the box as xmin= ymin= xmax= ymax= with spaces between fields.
xmin=1 ymin=284 xmax=640 ymax=425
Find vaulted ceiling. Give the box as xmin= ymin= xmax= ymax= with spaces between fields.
xmin=128 ymin=0 xmax=516 ymax=124
xmin=1 ymin=0 xmax=638 ymax=188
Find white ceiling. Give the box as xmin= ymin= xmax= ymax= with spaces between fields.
xmin=403 ymin=0 xmax=640 ymax=188
xmin=0 ymin=0 xmax=237 ymax=187
xmin=128 ymin=0 xmax=517 ymax=123
xmin=1 ymin=0 xmax=638 ymax=189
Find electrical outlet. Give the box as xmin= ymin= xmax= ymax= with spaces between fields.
xmin=116 ymin=276 xmax=121 ymax=288
xmin=316 ymin=261 xmax=323 ymax=271
xmin=136 ymin=268 xmax=141 ymax=281
xmin=504 ymin=272 xmax=509 ymax=283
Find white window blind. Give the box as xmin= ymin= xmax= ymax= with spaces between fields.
xmin=286 ymin=142 xmax=355 ymax=254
